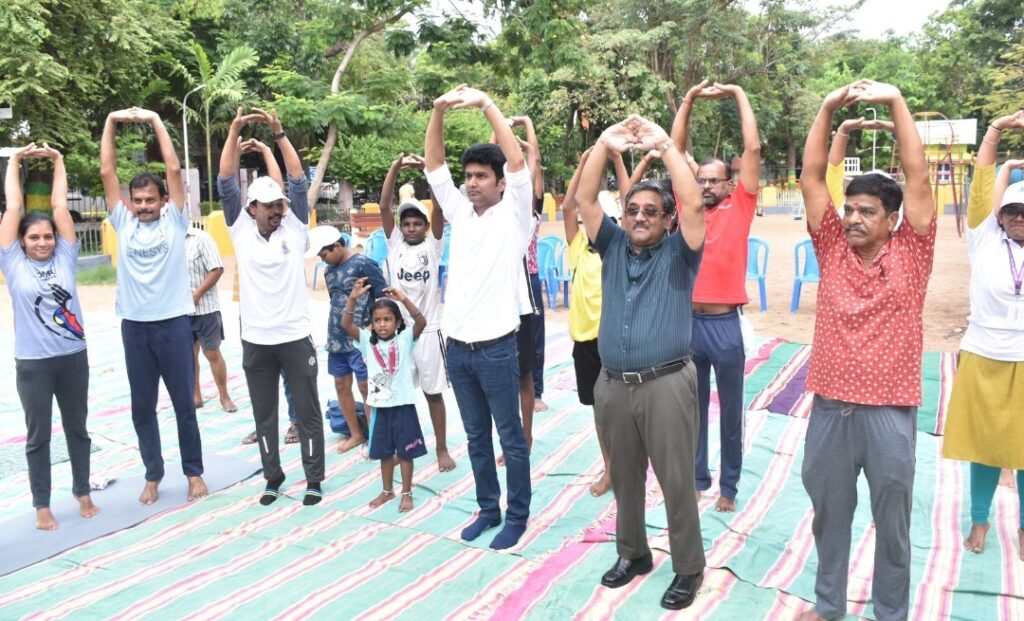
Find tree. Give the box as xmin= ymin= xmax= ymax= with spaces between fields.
xmin=178 ymin=41 xmax=258 ymax=203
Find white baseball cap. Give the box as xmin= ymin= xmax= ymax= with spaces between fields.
xmin=397 ymin=201 xmax=430 ymax=221
xmin=247 ymin=176 xmax=289 ymax=205
xmin=1000 ymin=181 xmax=1024 ymax=209
xmin=305 ymin=225 xmax=343 ymax=258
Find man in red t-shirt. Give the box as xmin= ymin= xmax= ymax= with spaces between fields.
xmin=670 ymin=81 xmax=760 ymax=513
xmin=797 ymin=80 xmax=936 ymax=621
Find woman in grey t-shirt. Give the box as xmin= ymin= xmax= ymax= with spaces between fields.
xmin=0 ymin=143 xmax=99 ymax=530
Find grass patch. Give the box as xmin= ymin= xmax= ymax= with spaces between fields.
xmin=77 ymin=265 xmax=117 ymax=286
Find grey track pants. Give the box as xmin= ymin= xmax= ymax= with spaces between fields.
xmin=16 ymin=349 xmax=91 ymax=508
xmin=242 ymin=337 xmax=324 ymax=484
xmin=802 ymin=395 xmax=916 ymax=621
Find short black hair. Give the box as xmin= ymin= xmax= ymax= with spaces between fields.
xmin=846 ymin=173 xmax=902 ymax=215
xmin=129 ymin=172 xmax=167 ymax=197
xmin=698 ymin=158 xmax=731 ymax=178
xmin=460 ymin=143 xmax=505 ymax=180
xmin=624 ymin=179 xmax=676 ymax=215
xmin=19 ymin=212 xmax=56 ymax=239
xmin=367 ymin=299 xmax=406 ymax=345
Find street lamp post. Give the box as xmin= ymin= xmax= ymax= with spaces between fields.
xmin=866 ymin=106 xmax=878 ymax=171
xmin=182 ymin=84 xmax=206 ymax=217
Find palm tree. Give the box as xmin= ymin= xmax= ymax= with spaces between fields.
xmin=180 ymin=41 xmax=258 ymax=204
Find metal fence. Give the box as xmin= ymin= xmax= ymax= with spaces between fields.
xmin=75 ymin=222 xmax=103 ymax=256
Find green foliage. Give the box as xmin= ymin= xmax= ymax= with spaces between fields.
xmin=76 ymin=265 xmax=117 ymax=286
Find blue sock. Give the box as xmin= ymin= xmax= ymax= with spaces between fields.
xmin=489 ymin=523 xmax=526 ymax=550
xmin=461 ymin=515 xmax=501 ymax=541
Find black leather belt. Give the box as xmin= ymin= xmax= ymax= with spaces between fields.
xmin=447 ymin=330 xmax=516 ymax=351
xmin=606 ymin=357 xmax=690 ymax=384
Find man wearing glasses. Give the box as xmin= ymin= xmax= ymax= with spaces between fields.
xmin=670 ymin=81 xmax=761 ymax=513
xmin=576 ymin=115 xmax=706 ymax=610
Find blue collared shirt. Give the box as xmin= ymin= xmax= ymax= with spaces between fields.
xmin=593 ymin=215 xmax=702 ymax=373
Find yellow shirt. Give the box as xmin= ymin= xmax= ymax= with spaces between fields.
xmin=826 ymin=162 xmax=845 ymax=211
xmin=968 ymin=164 xmax=994 ymax=230
xmin=567 ymin=231 xmax=602 ymax=342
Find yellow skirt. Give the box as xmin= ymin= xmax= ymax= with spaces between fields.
xmin=942 ymin=351 xmax=1024 ymax=469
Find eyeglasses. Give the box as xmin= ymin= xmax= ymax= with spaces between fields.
xmin=696 ymin=178 xmax=727 ymax=187
xmin=1001 ymin=207 xmax=1024 ymax=220
xmin=623 ymin=206 xmax=665 ymax=218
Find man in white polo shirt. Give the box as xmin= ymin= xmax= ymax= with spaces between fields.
xmin=425 ymin=85 xmax=533 ymax=550
xmin=217 ymin=107 xmax=324 ymax=507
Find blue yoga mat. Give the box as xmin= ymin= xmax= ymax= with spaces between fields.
xmin=0 ymin=453 xmax=260 ymax=576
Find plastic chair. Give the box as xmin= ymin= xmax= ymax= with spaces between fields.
xmin=364 ymin=229 xmax=389 ymax=267
xmin=790 ymin=238 xmax=820 ymax=313
xmin=311 ymin=232 xmax=354 ymax=290
xmin=746 ymin=237 xmax=769 ymax=312
xmin=438 ymin=224 xmax=451 ymax=301
xmin=537 ymin=236 xmax=570 ymax=309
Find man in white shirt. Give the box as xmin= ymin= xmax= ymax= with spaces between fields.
xmin=217 ymin=108 xmax=325 ymax=507
xmin=425 ymin=85 xmax=533 ymax=549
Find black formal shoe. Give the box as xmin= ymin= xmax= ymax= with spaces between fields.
xmin=600 ymin=553 xmax=654 ymax=588
xmin=660 ymin=571 xmax=703 ymax=609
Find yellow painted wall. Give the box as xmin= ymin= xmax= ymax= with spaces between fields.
xmin=204 ymin=211 xmax=234 ymax=257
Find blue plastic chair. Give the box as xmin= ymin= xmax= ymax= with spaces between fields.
xmin=364 ymin=229 xmax=389 ymax=267
xmin=312 ymin=231 xmax=355 ymax=290
xmin=790 ymin=238 xmax=820 ymax=313
xmin=438 ymin=224 xmax=451 ymax=301
xmin=537 ymin=236 xmax=569 ymax=309
xmin=746 ymin=237 xmax=769 ymax=312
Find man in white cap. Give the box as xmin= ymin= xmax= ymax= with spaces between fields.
xmin=377 ymin=153 xmax=455 ymax=472
xmin=307 ymin=224 xmax=388 ymax=453
xmin=218 ymin=107 xmax=325 ymax=506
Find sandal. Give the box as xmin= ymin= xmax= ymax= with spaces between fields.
xmin=284 ymin=423 xmax=300 ymax=445
xmin=241 ymin=431 xmax=258 ymax=445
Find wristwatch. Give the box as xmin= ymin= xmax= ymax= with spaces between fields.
xmin=273 ymin=130 xmax=286 ymax=141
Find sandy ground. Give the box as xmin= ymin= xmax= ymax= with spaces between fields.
xmin=0 ymin=213 xmax=970 ymax=352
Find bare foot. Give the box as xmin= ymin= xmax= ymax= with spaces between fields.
xmin=187 ymin=476 xmax=209 ymax=501
xmin=437 ymin=450 xmax=456 ymax=472
xmin=36 ymin=508 xmax=58 ymax=531
xmin=220 ymin=396 xmax=238 ymax=413
xmin=589 ymin=471 xmax=612 ymax=497
xmin=369 ymin=489 xmax=395 ymax=508
xmin=139 ymin=480 xmax=160 ymax=505
xmin=797 ymin=611 xmax=826 ymax=621
xmin=964 ymin=522 xmax=990 ymax=553
xmin=715 ymin=496 xmax=737 ymax=513
xmin=194 ymin=397 xmax=205 ymax=409
xmin=497 ymin=442 xmax=530 ymax=467
xmin=399 ymin=491 xmax=414 ymax=512
xmin=337 ymin=435 xmax=366 ymax=453
xmin=535 ymin=399 xmax=548 ymax=412
xmin=77 ymin=495 xmax=101 ymax=519
xmin=497 ymin=454 xmax=506 ymax=467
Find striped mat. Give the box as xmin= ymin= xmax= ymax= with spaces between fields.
xmin=0 ymin=302 xmax=1019 ymax=620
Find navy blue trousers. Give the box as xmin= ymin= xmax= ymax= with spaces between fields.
xmin=122 ymin=316 xmax=204 ymax=481
xmin=692 ymin=310 xmax=745 ymax=499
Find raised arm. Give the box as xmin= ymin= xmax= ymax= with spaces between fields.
xmin=973 ymin=112 xmax=1024 ymax=226
xmin=256 ymin=108 xmax=302 ymax=180
xmin=239 ymin=138 xmax=283 ymax=187
xmin=994 ymin=160 xmax=1024 ymax=218
xmin=139 ymin=109 xmax=185 ymax=211
xmin=562 ymin=148 xmax=592 ymax=243
xmin=628 ymin=152 xmax=653 ymax=190
xmin=424 ymin=92 xmax=452 ymax=172
xmin=341 ymin=277 xmax=371 ymax=340
xmin=802 ymin=85 xmax=856 ymax=231
xmin=636 ymin=117 xmax=703 ymax=250
xmin=512 ymin=116 xmax=544 ymax=199
xmin=670 ymin=80 xmax=707 ymax=152
xmin=445 ymin=86 xmax=524 ymax=173
xmin=578 ymin=121 xmax=637 ymax=242
xmin=379 ymin=155 xmax=404 ymax=238
xmin=100 ymin=112 xmax=128 ymax=211
xmin=385 ymin=286 xmax=426 ymax=340
xmin=717 ymin=84 xmax=761 ymax=192
xmin=39 ymin=145 xmax=75 ymax=243
xmin=977 ymin=111 xmax=1023 ymax=168
xmin=609 ymin=150 xmax=631 ymax=198
xmin=853 ymin=80 xmax=934 ymax=233
xmin=0 ymin=144 xmax=34 ymax=248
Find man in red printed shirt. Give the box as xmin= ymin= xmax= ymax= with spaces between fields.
xmin=797 ymin=80 xmax=936 ymax=621
xmin=670 ymin=80 xmax=760 ymax=513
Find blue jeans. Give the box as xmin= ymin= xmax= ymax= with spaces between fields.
xmin=446 ymin=334 xmax=531 ymax=525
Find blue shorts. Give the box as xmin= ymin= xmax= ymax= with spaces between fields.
xmin=327 ymin=349 xmax=368 ymax=381
xmin=368 ymin=404 xmax=427 ymax=461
